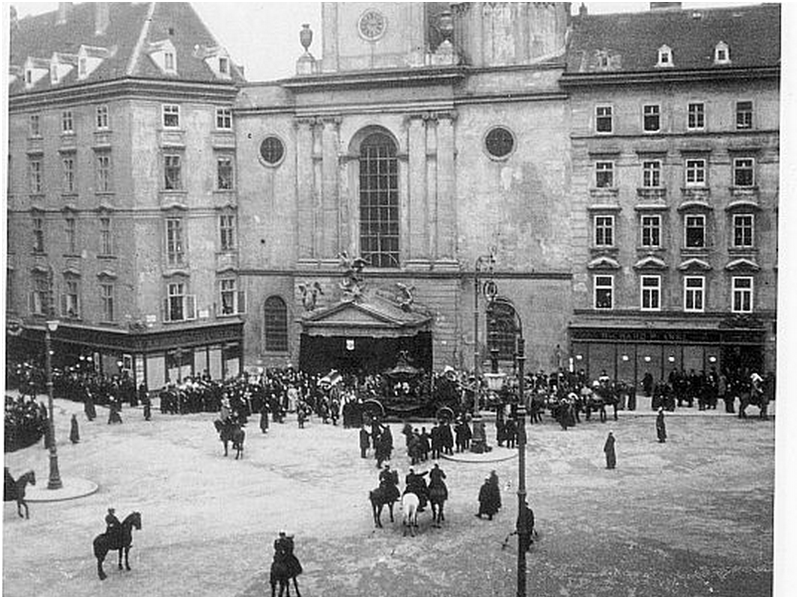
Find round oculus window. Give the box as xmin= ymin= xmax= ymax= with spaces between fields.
xmin=484 ymin=127 xmax=515 ymax=159
xmin=259 ymin=136 xmax=285 ymax=166
xmin=358 ymin=10 xmax=387 ymax=40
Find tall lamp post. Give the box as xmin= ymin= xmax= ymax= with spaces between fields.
xmin=44 ymin=267 xmax=63 ymax=489
xmin=515 ymin=334 xmax=527 ymax=597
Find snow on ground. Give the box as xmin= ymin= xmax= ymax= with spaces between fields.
xmin=3 ymin=398 xmax=775 ymax=596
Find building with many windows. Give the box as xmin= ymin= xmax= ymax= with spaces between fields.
xmin=562 ymin=3 xmax=780 ymax=382
xmin=6 ymin=3 xmax=246 ymax=388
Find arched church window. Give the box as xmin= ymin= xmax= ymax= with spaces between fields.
xmin=359 ymin=133 xmax=399 ymax=268
xmin=487 ymin=299 xmax=519 ymax=361
xmin=263 ymin=296 xmax=288 ymax=352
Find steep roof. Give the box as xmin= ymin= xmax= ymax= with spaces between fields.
xmin=565 ymin=3 xmax=780 ymax=76
xmin=9 ymin=2 xmax=244 ymax=95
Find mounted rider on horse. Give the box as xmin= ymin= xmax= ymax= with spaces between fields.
xmin=404 ymin=468 xmax=429 ymax=512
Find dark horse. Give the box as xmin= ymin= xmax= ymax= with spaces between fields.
xmin=93 ymin=511 xmax=142 ymax=580
xmin=4 ymin=468 xmax=36 ymax=519
xmin=270 ymin=549 xmax=301 ymax=596
xmin=428 ymin=480 xmax=447 ymax=528
xmin=739 ymin=385 xmax=769 ymax=420
xmin=369 ymin=483 xmax=399 ymax=528
xmin=214 ymin=419 xmax=245 ymax=459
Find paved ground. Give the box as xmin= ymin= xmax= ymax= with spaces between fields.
xmin=3 ymin=397 xmax=778 ymax=596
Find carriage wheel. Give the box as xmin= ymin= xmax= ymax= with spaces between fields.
xmin=435 ymin=405 xmax=455 ymax=423
xmin=362 ymin=399 xmax=385 ymax=420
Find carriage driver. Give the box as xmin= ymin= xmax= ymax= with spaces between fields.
xmin=105 ymin=507 xmax=122 ymax=548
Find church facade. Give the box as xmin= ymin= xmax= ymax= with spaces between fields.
xmin=235 ymin=3 xmax=575 ymax=375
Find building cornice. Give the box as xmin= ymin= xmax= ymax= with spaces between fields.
xmin=9 ymin=77 xmax=240 ymax=111
xmin=560 ymin=66 xmax=780 ymax=88
xmin=238 ymin=268 xmax=572 ymax=281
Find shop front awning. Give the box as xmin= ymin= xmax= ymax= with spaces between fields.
xmin=300 ymin=296 xmax=432 ymax=338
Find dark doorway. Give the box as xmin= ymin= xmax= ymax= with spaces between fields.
xmin=299 ymin=332 xmax=432 ymax=375
xmin=721 ymin=344 xmax=764 ymax=377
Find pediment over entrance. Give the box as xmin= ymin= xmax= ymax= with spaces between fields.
xmin=300 ymin=296 xmax=432 ymax=338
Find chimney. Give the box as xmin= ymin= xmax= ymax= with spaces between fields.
xmin=650 ymin=2 xmax=682 ymax=11
xmin=56 ymin=2 xmax=72 ymax=25
xmin=578 ymin=3 xmax=588 ymax=17
xmin=95 ymin=2 xmax=109 ymax=36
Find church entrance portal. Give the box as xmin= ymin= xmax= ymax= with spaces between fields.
xmin=299 ymin=331 xmax=432 ymax=375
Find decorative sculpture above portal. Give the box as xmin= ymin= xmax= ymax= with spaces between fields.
xmin=298 ymin=281 xmax=324 ymax=312
xmin=337 ymin=251 xmax=368 ymax=298
xmin=396 ymin=282 xmax=416 ymax=311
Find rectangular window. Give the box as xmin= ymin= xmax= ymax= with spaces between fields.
xmin=61 ymin=110 xmax=74 ymax=134
xmin=736 ymin=101 xmax=753 ymax=130
xmin=642 ymin=160 xmax=661 ymax=188
xmin=29 ymin=157 xmax=43 ymax=194
xmin=96 ymin=153 xmax=112 ymax=192
xmin=62 ymin=155 xmax=76 ymax=194
xmin=65 ymin=217 xmax=76 ymax=254
xmin=641 ymin=215 xmax=661 ymax=248
xmin=685 ymin=215 xmax=706 ymax=248
xmin=164 ymin=283 xmax=196 ymax=322
xmin=164 ymin=155 xmax=182 ymax=190
xmin=733 ymin=157 xmax=755 ymax=187
xmin=595 ymin=161 xmax=614 ymax=188
xmin=63 ymin=279 xmax=80 ymax=318
xmin=96 ymin=105 xmax=109 ymax=129
xmin=100 ymin=217 xmax=113 ymax=255
xmin=594 ymin=215 xmax=614 ymax=247
xmin=219 ymin=57 xmax=229 ymax=74
xmin=79 ymin=57 xmax=87 ymax=77
xmin=733 ymin=214 xmax=754 ymax=248
xmin=595 ymin=105 xmax=613 ymax=133
xmin=643 ymin=104 xmax=660 ymax=132
xmin=29 ymin=114 xmax=40 ymax=137
xmin=641 ymin=275 xmax=661 ymax=311
xmin=165 ymin=52 xmax=175 ymax=72
xmin=101 ymin=283 xmax=115 ymax=322
xmin=166 ymin=218 xmax=185 ymax=266
xmin=685 ymin=159 xmax=706 ymax=187
xmin=684 ymin=276 xmax=705 ymax=312
xmin=594 ymin=275 xmax=614 ymax=310
xmin=216 ymin=107 xmax=232 ymax=130
xmin=31 ymin=276 xmax=49 ymax=315
xmin=33 ymin=216 xmax=45 ymax=253
xmin=219 ymin=279 xmax=239 ymax=316
xmin=731 ymin=277 xmax=753 ymax=313
xmin=217 ymin=156 xmax=234 ymax=190
xmin=219 ymin=214 xmax=235 ymax=251
xmin=687 ymin=102 xmax=705 ymax=130
xmin=162 ymin=104 xmax=180 ymax=128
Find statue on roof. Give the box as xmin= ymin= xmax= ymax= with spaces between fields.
xmin=338 ymin=251 xmax=368 ymax=299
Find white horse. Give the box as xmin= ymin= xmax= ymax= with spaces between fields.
xmin=401 ymin=492 xmax=419 ymax=537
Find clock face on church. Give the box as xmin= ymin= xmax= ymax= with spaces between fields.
xmin=358 ymin=9 xmax=387 ymax=41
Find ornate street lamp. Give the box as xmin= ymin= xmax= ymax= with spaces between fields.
xmin=44 ymin=317 xmax=63 ymax=490
xmin=514 ymin=335 xmax=528 ymax=597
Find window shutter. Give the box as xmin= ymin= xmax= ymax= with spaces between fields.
xmin=237 ymin=290 xmax=246 ymax=315
xmin=163 ymin=297 xmax=170 ymax=322
xmin=186 ymin=295 xmax=196 ymax=320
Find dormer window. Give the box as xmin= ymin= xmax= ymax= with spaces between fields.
xmin=50 ymin=64 xmax=58 ymax=84
xmin=26 ymin=70 xmax=32 ymax=84
xmin=715 ymin=41 xmax=730 ymax=65
xmin=148 ymin=39 xmax=178 ymax=75
xmin=219 ymin=57 xmax=229 ymax=75
xmin=164 ymin=51 xmax=175 ymax=72
xmin=657 ymin=45 xmax=673 ymax=67
xmin=79 ymin=57 xmax=87 ymax=77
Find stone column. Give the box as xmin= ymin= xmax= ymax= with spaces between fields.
xmin=312 ymin=119 xmax=324 ymax=264
xmin=321 ymin=117 xmax=341 ymax=264
xmin=295 ymin=118 xmax=315 ymax=263
xmin=426 ymin=114 xmax=439 ymax=263
xmin=436 ymin=110 xmax=458 ymax=267
xmin=406 ymin=113 xmax=429 ymax=269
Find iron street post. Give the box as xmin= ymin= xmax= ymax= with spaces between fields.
xmin=45 ymin=265 xmax=63 ymax=490
xmin=515 ymin=335 xmax=527 ymax=596
xmin=473 ymin=250 xmax=496 ymax=376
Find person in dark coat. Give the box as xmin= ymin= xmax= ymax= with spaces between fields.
xmin=274 ymin=531 xmax=303 ymax=578
xmin=83 ymin=387 xmax=96 ymax=421
xmin=604 ymin=431 xmax=616 ymax=469
xmin=516 ymin=500 xmax=535 ymax=552
xmin=476 ymin=472 xmax=501 ymax=520
xmin=142 ymin=392 xmax=152 ymax=421
xmin=260 ymin=401 xmax=270 ymax=434
xmin=69 ymin=414 xmax=80 ymax=443
xmin=107 ymin=395 xmax=123 ymax=425
xmin=378 ymin=463 xmax=400 ymax=502
xmin=656 ymin=407 xmax=667 ymax=443
xmin=105 ymin=508 xmax=122 ymax=548
xmin=428 ymin=462 xmax=448 ymax=501
xmin=360 ymin=426 xmax=371 ymax=458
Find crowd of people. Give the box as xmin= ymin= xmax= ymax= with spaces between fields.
xmin=4 ymin=394 xmax=48 ymax=452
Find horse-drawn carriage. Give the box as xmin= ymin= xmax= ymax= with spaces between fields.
xmin=360 ymin=354 xmax=461 ymax=422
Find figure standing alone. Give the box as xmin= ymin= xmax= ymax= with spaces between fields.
xmin=604 ymin=431 xmax=616 ymax=469
xmin=656 ymin=407 xmax=667 ymax=443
